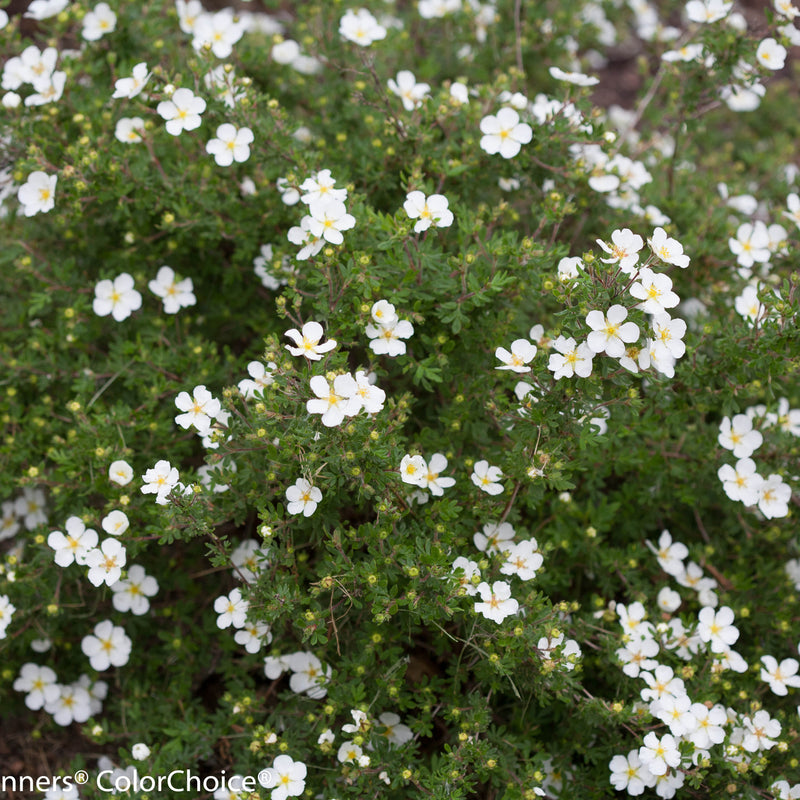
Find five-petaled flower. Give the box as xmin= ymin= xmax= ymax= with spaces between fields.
xmin=285 ymin=478 xmax=323 ymax=517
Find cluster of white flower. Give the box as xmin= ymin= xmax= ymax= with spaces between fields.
xmin=264 ymin=651 xmax=331 ymax=699
xmin=13 ymin=663 xmax=108 ymax=726
xmin=399 ymin=453 xmax=456 ymax=496
xmin=214 ymin=587 xmax=272 ymax=653
xmin=365 ymin=300 xmax=414 ymax=356
xmin=2 ymin=44 xmax=66 ymax=109
xmin=0 ymin=486 xmax=47 ymax=542
xmin=287 ymin=170 xmax=355 ymax=259
xmin=716 ymin=410 xmax=793 ymax=518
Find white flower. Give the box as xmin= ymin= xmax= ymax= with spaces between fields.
xmin=586 ymin=305 xmax=640 ymax=358
xmin=259 ymin=755 xmax=307 ymax=800
xmin=81 ymin=620 xmax=132 ymax=670
xmin=760 ymin=656 xmax=800 ymax=695
xmin=348 ymin=370 xmax=386 ymax=415
xmin=306 ymin=374 xmax=358 ymax=427
xmin=92 ymin=273 xmax=143 ymax=321
xmin=479 ymin=107 xmax=533 ymax=159
xmin=114 ymin=117 xmax=146 ymax=143
xmin=741 ymin=709 xmax=781 ymax=751
xmin=112 ymin=62 xmax=150 ymax=99
xmin=500 ymin=539 xmax=543 ymax=581
xmin=84 ymin=538 xmax=127 ymax=587
xmin=18 ymin=171 xmax=57 ymax=217
xmin=111 ymin=565 xmax=159 ymax=615
xmin=400 ymin=454 xmax=427 ymax=486
xmin=596 ymin=228 xmax=644 ymax=273
xmin=287 ymin=217 xmax=325 ymax=260
xmin=48 ymin=517 xmax=99 ymax=567
xmin=474 ymin=521 xmax=515 ymax=555
xmin=13 ymin=663 xmax=60 ymax=710
xmin=175 ymin=385 xmax=221 ymax=434
xmin=609 ymin=751 xmax=657 ymax=795
xmin=214 ymin=588 xmax=248 ymax=629
xmin=234 ymin=620 xmax=272 ymax=653
xmin=757 ymin=473 xmax=791 ymax=519
xmin=366 ymin=317 xmax=414 ymax=356
xmin=306 ymin=200 xmax=356 ymax=245
xmin=650 ymin=313 xmax=686 ymax=361
xmin=132 ymin=743 xmax=151 ymax=761
xmin=140 ymin=459 xmax=180 ymax=505
xmin=647 ymin=227 xmax=690 ymax=268
xmin=451 ymin=557 xmax=481 ymax=595
xmin=638 ymin=732 xmax=680 ymax=776
xmin=548 ymin=66 xmax=599 ymax=86
xmin=300 ymin=169 xmax=348 ymax=207
xmin=45 ymin=684 xmax=92 ymax=727
xmin=630 ymin=268 xmax=680 ymax=316
xmin=718 ymin=414 xmax=763 ymax=458
xmin=416 ymin=453 xmax=456 ymax=496
xmin=388 ymin=70 xmax=431 ymax=111
xmin=157 ymin=88 xmax=206 ymax=136
xmin=102 ymin=510 xmax=129 ymax=537
xmin=148 ymin=265 xmax=196 ymax=313
xmin=206 ymin=124 xmax=254 ymax=166
xmin=285 ymin=321 xmax=337 ymax=360
xmin=16 ymin=487 xmax=47 ymax=530
xmin=403 ymin=190 xmax=454 ymax=232
xmin=495 ymin=339 xmax=536 ymax=372
xmin=285 ymin=478 xmax=323 ymax=517
xmin=547 ymin=336 xmax=593 ymax=379
xmin=756 ymin=37 xmax=787 ymax=70
xmin=474 ymin=580 xmax=519 ymax=623
xmin=191 ymin=9 xmax=246 ymax=59
xmin=697 ymin=605 xmax=739 ymax=653
xmin=339 ymin=8 xmax=387 ymax=46
xmin=286 ymin=651 xmax=331 ymax=698
xmin=686 ymin=0 xmax=732 ymax=23
xmin=108 ymin=460 xmax=134 ymax=486
xmin=82 ymin=3 xmax=117 ymax=41
xmin=729 ymin=221 xmax=770 ymax=268
xmin=471 ymin=460 xmax=504 ymax=495
xmin=24 ymin=0 xmax=69 ymax=20
xmin=734 ymin=284 xmax=766 ymax=327
xmin=238 ymin=361 xmax=277 ymax=399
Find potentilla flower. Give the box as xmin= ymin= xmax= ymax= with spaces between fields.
xmin=388 ymin=70 xmax=431 ymax=110
xmin=474 ymin=580 xmax=519 ymax=623
xmin=337 ymin=741 xmax=365 ymax=764
xmin=783 ymin=192 xmax=800 ymax=229
xmin=101 ymin=510 xmax=129 ymax=537
xmin=206 ymin=124 xmax=254 ymax=166
xmin=17 ymin=171 xmax=57 ymax=216
xmin=617 ymin=601 xmax=654 ymax=640
xmin=630 ymin=268 xmax=680 ymax=316
xmin=416 ymin=453 xmax=456 ymax=496
xmin=757 ymin=473 xmax=791 ymax=519
xmin=662 ymin=43 xmax=705 ymax=62
xmin=191 ymin=9 xmax=246 ymax=59
xmin=400 ymin=454 xmax=427 ymax=486
xmin=93 ymin=273 xmax=143 ymax=321
xmin=0 ymin=595 xmax=15 ymax=637
xmin=760 ymin=655 xmax=800 ymax=695
xmin=82 ymin=3 xmax=117 ymax=41
xmin=48 ymin=516 xmax=99 ymax=567
xmin=300 ymin=169 xmax=348 ymax=207
xmin=84 ymin=538 xmax=127 ymax=587
xmin=451 ymin=556 xmax=481 ymax=595
xmin=259 ymin=754 xmax=307 ymax=800
xmin=238 ymin=360 xmax=277 ymax=399
xmin=306 ymin=200 xmax=356 ymax=245
xmin=214 ymin=588 xmax=248 ymax=629
xmin=231 ymin=539 xmax=268 ymax=583
xmin=235 ymin=620 xmax=272 ymax=653
xmin=647 ymin=227 xmax=690 ymax=268
xmin=285 ymin=478 xmax=323 ymax=517
xmin=285 ymin=321 xmax=337 ymax=360
xmin=547 ymin=335 xmax=594 ymax=379
xmin=24 ymin=0 xmax=69 ymax=20
xmin=479 ymin=107 xmax=533 ymax=159
xmin=403 ymin=190 xmax=454 ymax=232
xmin=112 ymin=62 xmax=150 ymax=99
xmin=108 ymin=459 xmax=134 ymax=486
xmin=548 ymin=66 xmax=599 ymax=86
xmin=114 ymin=117 xmax=146 ymax=143
xmin=729 ymin=221 xmax=770 ymax=268
xmin=13 ymin=663 xmax=60 ymax=710
xmin=639 ymin=665 xmax=686 ymax=705
xmin=18 ymin=44 xmax=58 ymax=85
xmin=45 ymin=683 xmax=93 ymax=727
xmin=16 ymin=486 xmax=47 ymax=530
xmin=688 ymin=703 xmax=727 ymax=749
xmin=176 ymin=0 xmax=203 ymax=33
xmin=140 ymin=459 xmax=180 ymax=504
xmin=157 ymin=88 xmax=206 ymax=136
xmin=111 ymin=564 xmax=159 ymax=615
xmin=471 ymin=460 xmax=504 ymax=495
xmin=655 ymin=693 xmax=697 ymax=738
xmin=366 ymin=316 xmax=414 ymax=356
xmin=734 ymin=284 xmax=767 ymax=327
xmin=616 ymin=637 xmax=659 ymax=677
xmin=697 ymin=605 xmax=739 ymax=653
xmin=339 ymin=8 xmax=387 ymax=46
xmin=149 ymin=265 xmax=196 ymax=313
xmin=378 ymin=711 xmax=413 ymax=745
xmin=81 ymin=620 xmax=132 ymax=671
xmin=609 ymin=750 xmax=656 ymax=795
xmin=495 ymin=339 xmax=536 ymax=372
xmin=286 ymin=651 xmax=331 ymax=698
xmin=686 ymin=0 xmax=733 ymax=23
xmin=586 ymin=304 xmax=640 ymax=357
xmin=650 ymin=313 xmax=686 ymax=360
xmin=175 ymin=385 xmax=221 ymax=434
xmin=25 ymin=71 xmax=66 ymax=106
xmin=287 ymin=216 xmax=325 ymax=260
xmin=718 ymin=414 xmax=763 ymax=458
xmin=596 ymin=228 xmax=644 ymax=273
xmin=638 ymin=732 xmax=680 ymax=777
xmin=306 ymin=374 xmax=358 ymax=427
xmin=500 ymin=539 xmax=543 ymax=581
xmin=741 ymin=709 xmax=781 ymax=751
xmin=349 ymin=370 xmax=386 ymax=415
xmin=756 ymin=37 xmax=787 ymax=70
xmin=474 ymin=521 xmax=515 ymax=554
